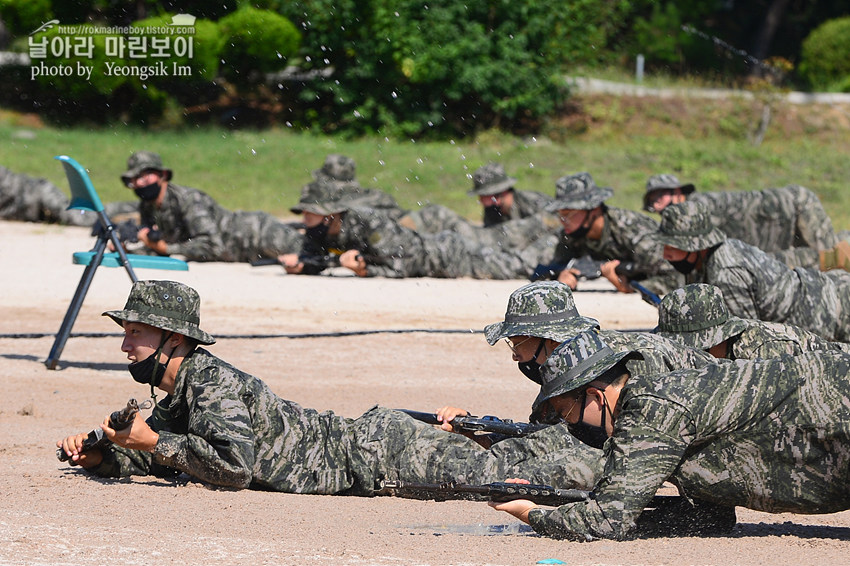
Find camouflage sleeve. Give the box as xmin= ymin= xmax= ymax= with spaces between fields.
xmin=710 ymin=265 xmax=761 ymax=320
xmin=85 ymin=409 xmax=178 ymax=479
xmin=163 ymin=189 xmax=228 ymax=261
xmin=528 ymin=396 xmax=694 ymax=540
xmin=152 ymin=365 xmax=255 ymax=489
xmin=88 ymin=441 xmax=154 ymax=478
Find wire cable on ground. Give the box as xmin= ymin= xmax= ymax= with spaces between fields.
xmin=0 ymin=328 xmax=483 ymax=340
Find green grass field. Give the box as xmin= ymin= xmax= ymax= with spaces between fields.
xmin=2 ymin=94 xmax=849 ymax=230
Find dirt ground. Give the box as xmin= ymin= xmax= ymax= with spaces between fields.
xmin=2 ymin=219 xmax=850 ymax=566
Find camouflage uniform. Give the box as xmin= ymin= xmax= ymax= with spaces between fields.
xmin=291 ymin=183 xmax=542 ymax=279
xmin=644 ymin=174 xmax=841 ymax=269
xmin=401 ymin=162 xmax=558 ymax=253
xmin=313 ymin=154 xmax=403 ymax=215
xmin=657 ymin=283 xmax=850 ymax=359
xmin=483 ymin=281 xmax=714 ymax=413
xmin=529 ymin=335 xmax=850 ymax=540
xmin=467 ymin=162 xmax=552 ymax=226
xmin=139 ymin=183 xmax=303 ymax=262
xmin=403 ymin=204 xmax=561 ymax=262
xmin=656 ymin=201 xmax=850 ymax=342
xmin=548 ymin=172 xmax=684 ymax=295
xmin=0 ymin=164 xmax=137 ymax=226
xmin=122 ymin=152 xmax=303 ymax=262
xmin=87 ymin=280 xmax=602 ymax=492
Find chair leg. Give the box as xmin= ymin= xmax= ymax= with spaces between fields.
xmin=45 ymin=237 xmax=108 ymax=370
xmin=103 ymin=212 xmax=138 ymax=283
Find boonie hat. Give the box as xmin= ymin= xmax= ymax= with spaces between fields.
xmin=290 ymin=181 xmax=351 ymax=215
xmin=532 ymin=330 xmax=633 ymax=414
xmin=314 ymin=154 xmax=357 ymax=184
xmin=121 ymin=151 xmax=173 ymax=186
xmin=104 ymin=280 xmax=215 ymax=345
xmin=468 ymin=163 xmax=517 ymax=197
xmin=484 ymin=281 xmax=599 ymax=345
xmin=643 ymin=174 xmax=695 ymax=211
xmin=657 ymin=284 xmax=748 ymax=350
xmin=654 ymin=201 xmax=726 ymax=252
xmin=546 ymin=172 xmax=613 ymax=212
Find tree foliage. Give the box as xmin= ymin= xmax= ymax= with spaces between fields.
xmin=1 ymin=0 xmax=848 ymax=132
xmin=798 ymin=16 xmax=850 ymax=91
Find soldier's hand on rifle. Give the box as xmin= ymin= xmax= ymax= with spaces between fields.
xmin=102 ymin=412 xmax=158 ymax=452
xmin=600 ymin=260 xmax=635 ymax=294
xmin=56 ymin=433 xmax=103 ymax=468
xmin=488 ymin=478 xmax=538 ymax=523
xmin=434 ymin=406 xmax=470 ymax=433
xmin=340 ymin=249 xmax=367 ymax=277
xmin=279 ymin=253 xmax=304 ymax=274
xmin=556 ymin=268 xmax=581 ymax=290
xmin=138 ymin=226 xmax=167 ymax=255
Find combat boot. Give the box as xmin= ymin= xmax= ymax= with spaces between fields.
xmin=820 ymin=241 xmax=850 ymax=272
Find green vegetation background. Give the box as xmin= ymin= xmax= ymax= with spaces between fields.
xmin=2 ymin=94 xmax=848 ymax=230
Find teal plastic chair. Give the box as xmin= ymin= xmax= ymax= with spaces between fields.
xmin=45 ymin=155 xmax=188 ymax=369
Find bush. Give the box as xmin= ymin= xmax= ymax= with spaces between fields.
xmin=31 ymin=25 xmax=128 ymax=98
xmin=217 ymin=6 xmax=300 ymax=84
xmin=131 ymin=14 xmax=223 ymax=82
xmin=798 ymin=17 xmax=850 ymax=91
xmin=281 ymin=0 xmax=602 ymax=138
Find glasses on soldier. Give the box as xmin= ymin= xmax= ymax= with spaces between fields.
xmin=504 ymin=336 xmax=534 ymax=355
xmin=129 ymin=170 xmax=161 ymax=188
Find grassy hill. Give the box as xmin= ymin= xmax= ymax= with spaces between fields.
xmin=2 ymin=90 xmax=848 ymax=229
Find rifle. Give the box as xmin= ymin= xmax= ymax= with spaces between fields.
xmin=379 ymin=480 xmax=676 ymax=508
xmin=398 ymin=409 xmax=548 ymax=438
xmin=530 ymin=255 xmax=601 ymax=282
xmin=377 ymin=481 xmax=727 ymax=536
xmin=250 ymin=254 xmax=342 ymax=274
xmin=91 ymin=219 xmax=161 ymax=244
xmin=531 ymin=258 xmax=661 ymax=307
xmin=56 ymin=398 xmax=152 ymax=461
xmin=378 ymin=480 xmax=593 ymax=506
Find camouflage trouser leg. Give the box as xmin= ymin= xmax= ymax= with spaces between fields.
xmin=223 ymin=212 xmax=304 ymax=262
xmin=31 ymin=180 xmax=76 ymax=224
xmin=468 ymin=247 xmax=536 ymax=279
xmin=770 ymin=248 xmax=820 ymax=270
xmin=420 ymin=232 xmax=533 ymax=279
xmin=103 ymin=201 xmax=141 ymax=222
xmin=254 ymin=214 xmax=304 ymax=258
xmin=345 ymin=407 xmax=602 ymax=495
xmin=785 ymin=184 xmax=838 ymax=250
xmin=400 ymin=204 xmax=478 ymax=237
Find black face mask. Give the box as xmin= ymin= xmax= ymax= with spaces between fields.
xmin=568 ymin=224 xmax=590 ymax=240
xmin=128 ymin=332 xmax=174 ymax=395
xmin=304 ymin=221 xmax=330 ymax=242
xmin=567 ymin=389 xmax=611 ymax=449
xmin=517 ymin=339 xmax=547 ymax=384
xmin=133 ymin=181 xmax=161 ymax=201
xmin=483 ymin=204 xmax=504 ymax=225
xmin=669 ymin=257 xmax=697 ymax=275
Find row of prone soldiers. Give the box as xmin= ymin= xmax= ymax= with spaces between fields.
xmin=58 ymin=277 xmax=850 ymax=541
xmin=5 ymin=151 xmax=850 ymax=342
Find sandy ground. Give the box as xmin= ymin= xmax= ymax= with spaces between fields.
xmin=2 ymin=219 xmax=850 ymax=566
